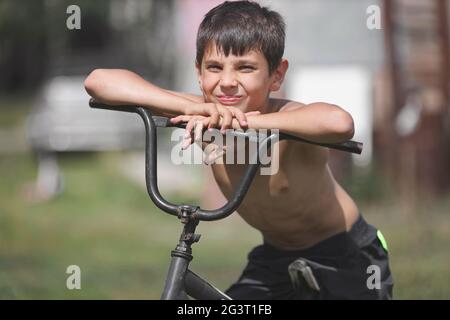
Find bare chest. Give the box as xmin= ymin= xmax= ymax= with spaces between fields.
xmin=210 ymin=141 xmax=336 ymax=232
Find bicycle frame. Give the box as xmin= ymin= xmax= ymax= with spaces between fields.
xmin=89 ymin=99 xmax=363 ymax=300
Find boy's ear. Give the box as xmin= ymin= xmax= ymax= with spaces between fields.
xmin=270 ymin=59 xmax=289 ymax=92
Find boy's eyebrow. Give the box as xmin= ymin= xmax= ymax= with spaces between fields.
xmin=204 ymin=59 xmax=259 ymax=65
xmin=236 ymin=59 xmax=258 ymax=65
xmin=204 ymin=60 xmax=221 ymax=65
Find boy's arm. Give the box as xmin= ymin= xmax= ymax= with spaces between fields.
xmin=166 ymin=90 xmax=205 ymax=104
xmin=84 ymin=69 xmax=196 ymax=117
xmin=246 ymin=101 xmax=355 ymax=144
xmin=84 ymin=69 xmax=248 ymax=129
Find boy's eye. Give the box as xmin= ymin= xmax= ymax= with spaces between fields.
xmin=239 ymin=65 xmax=256 ymax=72
xmin=207 ymin=65 xmax=222 ymax=71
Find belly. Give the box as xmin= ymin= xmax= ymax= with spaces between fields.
xmin=215 ymin=166 xmax=358 ymax=250
xmin=250 ymin=179 xmax=358 ymax=249
xmin=209 ymin=142 xmax=359 ymax=250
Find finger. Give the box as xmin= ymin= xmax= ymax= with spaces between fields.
xmin=230 ymin=107 xmax=248 ymax=128
xmin=209 ymin=149 xmax=225 ymax=164
xmin=208 ymin=104 xmax=220 ymax=129
xmin=220 ymin=109 xmax=233 ymax=133
xmin=202 ymin=117 xmax=211 ymax=128
xmin=203 ymin=144 xmax=218 ymax=165
xmin=185 ymin=118 xmax=198 ymax=138
xmin=205 ymin=143 xmax=218 ymax=157
xmin=181 ymin=137 xmax=192 ymax=150
xmin=170 ymin=115 xmax=188 ymax=123
xmin=245 ymin=111 xmax=261 ymax=116
xmin=230 ymin=118 xmax=244 ymax=130
xmin=204 ymin=153 xmax=215 ymax=165
xmin=205 ymin=150 xmax=218 ymax=165
xmin=202 ymin=118 xmax=215 ymax=134
xmin=194 ymin=120 xmax=203 ymax=142
xmin=170 ymin=116 xmax=179 ymax=123
xmin=210 ymin=145 xmax=226 ymax=162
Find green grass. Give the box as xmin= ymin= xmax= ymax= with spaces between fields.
xmin=0 ymin=152 xmax=260 ymax=299
xmin=364 ymin=201 xmax=450 ymax=299
xmin=1 ymin=151 xmax=450 ymax=299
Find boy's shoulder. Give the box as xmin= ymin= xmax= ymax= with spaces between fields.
xmin=268 ymin=98 xmax=306 ymax=113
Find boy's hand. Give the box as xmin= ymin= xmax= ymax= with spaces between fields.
xmin=171 ymin=111 xmax=261 ymax=151
xmin=183 ymin=102 xmax=249 ymax=132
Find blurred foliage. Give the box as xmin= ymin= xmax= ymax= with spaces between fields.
xmin=0 ymin=0 xmax=110 ymax=94
xmin=0 ymin=1 xmax=48 ymax=92
xmin=0 ymin=0 xmax=175 ymax=95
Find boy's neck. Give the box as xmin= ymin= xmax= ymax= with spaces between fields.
xmin=262 ymin=97 xmax=281 ymax=114
xmin=252 ymin=97 xmax=272 ymax=114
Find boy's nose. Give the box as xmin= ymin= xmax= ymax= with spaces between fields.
xmin=219 ymin=71 xmax=238 ymax=88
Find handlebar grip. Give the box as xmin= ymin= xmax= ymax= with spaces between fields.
xmin=89 ymin=99 xmax=138 ymax=113
xmin=279 ymin=133 xmax=363 ymax=154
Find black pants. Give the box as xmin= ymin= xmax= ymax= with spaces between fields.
xmin=225 ymin=215 xmax=394 ymax=300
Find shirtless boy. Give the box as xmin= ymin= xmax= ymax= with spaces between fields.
xmin=84 ymin=1 xmax=393 ymax=299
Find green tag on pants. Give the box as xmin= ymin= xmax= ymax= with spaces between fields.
xmin=377 ymin=230 xmax=389 ymax=252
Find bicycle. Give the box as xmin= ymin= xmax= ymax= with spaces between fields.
xmin=89 ymin=98 xmax=363 ymax=300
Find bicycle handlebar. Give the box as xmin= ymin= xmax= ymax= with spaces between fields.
xmin=89 ymin=98 xmax=363 ymax=222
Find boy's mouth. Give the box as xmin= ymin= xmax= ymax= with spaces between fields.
xmin=216 ymin=95 xmax=243 ymax=105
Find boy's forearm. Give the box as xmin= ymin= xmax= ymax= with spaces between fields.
xmin=246 ymin=103 xmax=355 ymax=143
xmin=84 ymin=69 xmax=193 ymax=116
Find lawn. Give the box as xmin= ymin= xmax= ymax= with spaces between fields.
xmin=0 ymin=151 xmax=261 ymax=299
xmin=0 ymin=104 xmax=449 ymax=299
xmin=1 ymin=151 xmax=449 ymax=299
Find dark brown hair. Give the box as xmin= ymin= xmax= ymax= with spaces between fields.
xmin=196 ymin=1 xmax=285 ymax=75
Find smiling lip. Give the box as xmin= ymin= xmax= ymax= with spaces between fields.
xmin=216 ymin=95 xmax=243 ymax=105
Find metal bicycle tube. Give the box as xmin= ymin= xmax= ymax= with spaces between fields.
xmin=136 ymin=107 xmax=179 ymax=216
xmin=160 ymin=254 xmax=191 ymax=300
xmin=184 ymin=270 xmax=232 ymax=300
xmin=161 ymin=214 xmax=199 ymax=300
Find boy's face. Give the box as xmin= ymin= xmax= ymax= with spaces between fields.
xmin=196 ymin=43 xmax=288 ymax=113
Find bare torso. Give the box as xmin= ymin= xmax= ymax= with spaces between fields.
xmin=207 ymin=99 xmax=360 ymax=250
